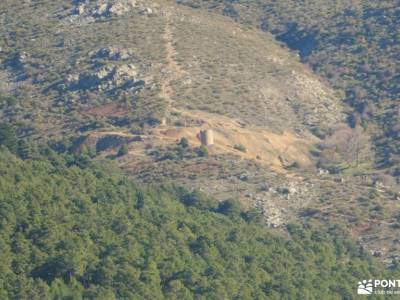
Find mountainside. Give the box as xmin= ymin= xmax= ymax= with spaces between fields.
xmin=177 ymin=0 xmax=400 ymax=173
xmin=1 ymin=0 xmax=400 ymax=272
xmin=0 ymin=0 xmax=344 ymax=136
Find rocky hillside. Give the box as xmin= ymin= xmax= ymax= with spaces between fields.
xmin=0 ymin=0 xmax=343 ymax=136
xmin=1 ymin=0 xmax=400 ymax=265
xmin=177 ymin=0 xmax=400 ymax=173
xmin=0 ymin=0 xmax=343 ymax=209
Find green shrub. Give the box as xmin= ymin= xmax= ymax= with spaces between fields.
xmin=178 ymin=137 xmax=189 ymax=148
xmin=197 ymin=145 xmax=209 ymax=157
xmin=233 ymin=144 xmax=247 ymax=152
xmin=0 ymin=123 xmax=17 ymax=153
xmin=117 ymin=144 xmax=129 ymax=157
xmin=217 ymin=199 xmax=242 ymax=217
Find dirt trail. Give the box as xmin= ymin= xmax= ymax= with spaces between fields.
xmin=160 ymin=10 xmax=188 ymax=115
xmin=90 ymin=131 xmax=134 ymax=138
xmin=80 ymin=8 xmax=314 ymax=174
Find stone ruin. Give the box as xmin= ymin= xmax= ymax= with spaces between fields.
xmin=199 ymin=129 xmax=214 ymax=146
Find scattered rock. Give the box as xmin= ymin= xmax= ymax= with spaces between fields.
xmin=108 ymin=0 xmax=137 ymax=16
xmin=17 ymin=51 xmax=30 ymax=64
xmin=374 ymin=180 xmax=385 ymax=189
xmin=182 ymin=78 xmax=192 ymax=85
xmin=288 ymin=186 xmax=297 ymax=194
xmin=138 ymin=6 xmax=153 ymax=15
xmin=66 ymin=0 xmax=157 ymax=23
xmin=318 ymin=168 xmax=329 ymax=175
xmin=61 ymin=63 xmax=145 ymax=93
xmin=75 ymin=0 xmax=137 ymax=17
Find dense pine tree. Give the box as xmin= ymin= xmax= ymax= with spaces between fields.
xmin=0 ymin=147 xmax=396 ymax=299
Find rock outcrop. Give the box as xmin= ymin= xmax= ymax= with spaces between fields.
xmin=75 ymin=0 xmax=137 ymax=17
xmin=60 ymin=64 xmax=145 ymax=93
xmin=65 ymin=0 xmax=157 ymax=23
